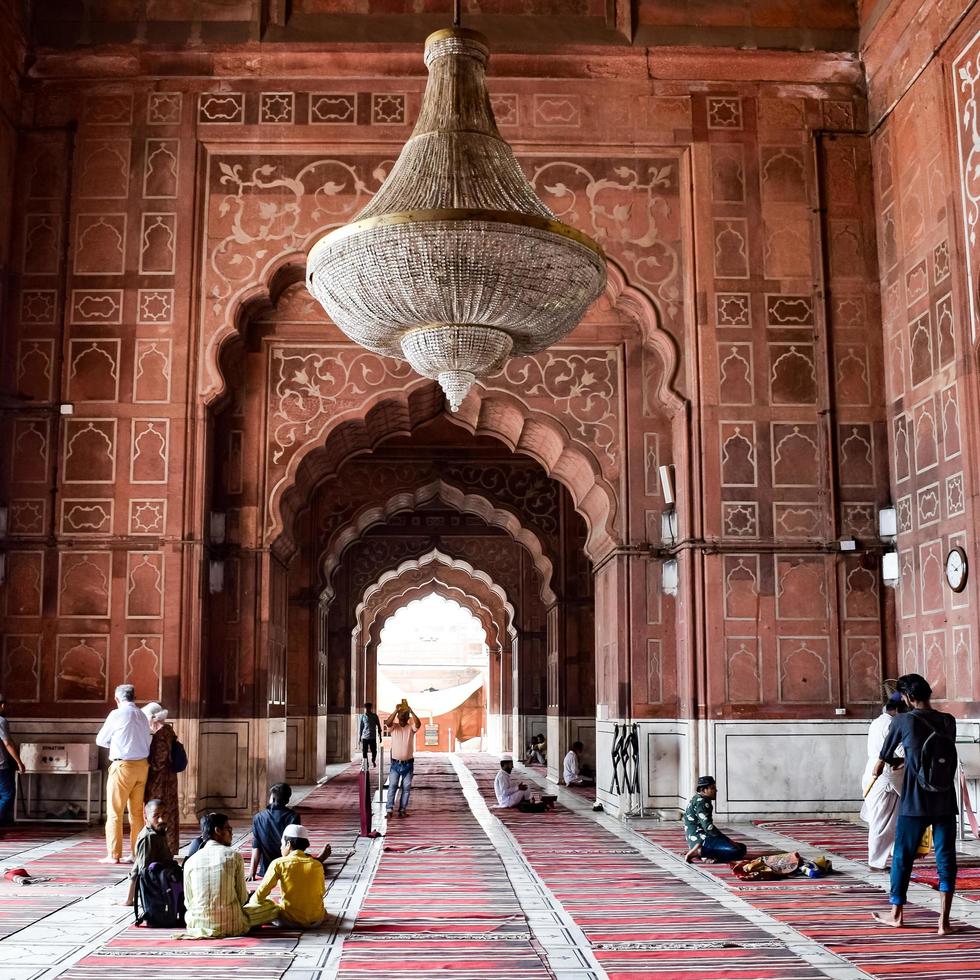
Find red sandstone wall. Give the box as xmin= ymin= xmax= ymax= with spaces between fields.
xmin=0 ymin=0 xmax=25 ymax=282
xmin=863 ymin=3 xmax=980 ymax=711
xmin=0 ymin=31 xmax=895 ymax=756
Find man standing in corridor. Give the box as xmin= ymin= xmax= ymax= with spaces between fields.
xmin=96 ymin=684 xmax=152 ymax=863
xmin=358 ymin=701 xmax=383 ymax=767
xmin=384 ymin=702 xmax=421 ymax=818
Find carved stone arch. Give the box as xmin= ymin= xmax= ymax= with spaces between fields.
xmin=349 ymin=549 xmax=517 ymax=720
xmin=604 ymin=258 xmax=685 ymax=418
xmin=360 ymin=579 xmax=509 ymax=734
xmin=210 ymin=257 xmax=309 ymax=411
xmin=361 ymin=575 xmax=512 ymax=661
xmin=318 ymin=478 xmax=556 ymax=606
xmin=354 ymin=548 xmax=513 ymax=632
xmin=214 ymin=252 xmax=689 ymax=566
xmin=272 ymin=375 xmax=620 ymax=565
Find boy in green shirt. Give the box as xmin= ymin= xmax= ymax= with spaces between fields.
xmin=683 ymin=775 xmax=746 ymax=863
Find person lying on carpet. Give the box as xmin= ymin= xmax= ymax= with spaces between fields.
xmin=683 ymin=776 xmax=747 ymax=863
xmin=182 ymin=812 xmax=279 ymax=938
xmin=495 ymin=756 xmax=548 ymax=812
xmin=563 ymin=741 xmax=594 ymax=786
xmin=119 ymin=798 xmax=174 ymax=907
xmin=870 ymin=673 xmax=958 ymax=937
xmin=246 ymin=823 xmax=326 ymax=929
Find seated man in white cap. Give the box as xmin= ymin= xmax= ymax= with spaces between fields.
xmin=494 ymin=756 xmax=548 ymax=812
xmin=247 ymin=823 xmax=326 ymax=929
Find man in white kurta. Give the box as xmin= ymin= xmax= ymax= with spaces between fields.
xmin=494 ymin=756 xmax=532 ymax=808
xmin=562 ymin=741 xmax=594 ymax=786
xmin=860 ymin=693 xmax=906 ymax=870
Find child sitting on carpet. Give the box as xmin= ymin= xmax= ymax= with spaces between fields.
xmin=683 ymin=776 xmax=747 ymax=863
xmin=246 ymin=823 xmax=326 ymax=928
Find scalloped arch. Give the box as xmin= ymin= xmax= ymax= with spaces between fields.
xmin=319 ymin=478 xmax=555 ymax=606
xmin=354 ymin=548 xmax=514 ymax=634
xmin=274 ymin=380 xmax=619 ymax=564
xmin=361 ymin=575 xmax=513 ymax=661
xmin=216 ymin=256 xmax=685 ymax=567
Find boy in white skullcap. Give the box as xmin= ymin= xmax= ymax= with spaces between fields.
xmin=247 ymin=823 xmax=326 ymax=928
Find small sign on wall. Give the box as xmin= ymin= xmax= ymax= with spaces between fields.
xmin=424 ymin=724 xmax=439 ymax=746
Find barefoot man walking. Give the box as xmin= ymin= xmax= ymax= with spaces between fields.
xmin=871 ymin=673 xmax=958 ymax=936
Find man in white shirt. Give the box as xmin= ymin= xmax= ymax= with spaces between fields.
xmin=563 ymin=741 xmax=594 ymax=786
xmin=96 ymin=684 xmax=152 ymax=863
xmin=0 ymin=693 xmax=27 ymax=826
xmin=494 ymin=756 xmax=533 ymax=808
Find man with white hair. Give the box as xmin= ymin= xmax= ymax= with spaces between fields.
xmin=96 ymin=684 xmax=151 ymax=863
xmin=247 ymin=822 xmax=326 ymax=928
xmin=495 ymin=755 xmax=534 ymax=808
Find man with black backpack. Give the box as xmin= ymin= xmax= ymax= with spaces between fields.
xmin=121 ymin=799 xmax=185 ymax=927
xmin=871 ymin=673 xmax=958 ymax=936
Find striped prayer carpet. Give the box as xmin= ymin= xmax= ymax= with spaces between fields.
xmin=755 ymin=817 xmax=878 ymax=864
xmin=756 ymin=817 xmax=980 ymax=902
xmin=336 ymin=754 xmax=552 ymax=978
xmin=0 ymin=834 xmax=133 ymax=939
xmin=58 ymin=765 xmax=364 ymax=980
xmin=0 ymin=822 xmax=75 ymax=861
xmin=460 ymin=755 xmax=826 ymax=980
xmin=639 ymin=823 xmax=980 ymax=979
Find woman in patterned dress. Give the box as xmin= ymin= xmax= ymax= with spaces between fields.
xmin=141 ymin=701 xmax=180 ymax=855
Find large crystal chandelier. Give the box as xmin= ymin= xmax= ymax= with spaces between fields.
xmin=306 ymin=22 xmax=606 ymax=412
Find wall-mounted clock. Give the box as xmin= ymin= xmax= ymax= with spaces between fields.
xmin=945 ymin=545 xmax=968 ymax=593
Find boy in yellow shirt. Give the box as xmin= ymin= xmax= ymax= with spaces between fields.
xmin=247 ymin=823 xmax=326 ymax=928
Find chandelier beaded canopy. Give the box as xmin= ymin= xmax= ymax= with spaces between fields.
xmin=306 ymin=23 xmax=607 ymax=412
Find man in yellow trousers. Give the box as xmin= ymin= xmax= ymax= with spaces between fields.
xmin=96 ymin=684 xmax=152 ymax=864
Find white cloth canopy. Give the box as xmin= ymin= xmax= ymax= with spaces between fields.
xmin=376 ymin=669 xmax=486 ymax=718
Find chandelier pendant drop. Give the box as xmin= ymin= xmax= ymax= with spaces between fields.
xmin=306 ymin=25 xmax=606 ymax=411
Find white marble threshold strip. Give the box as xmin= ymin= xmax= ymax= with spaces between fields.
xmin=260 ymin=761 xmax=388 ymax=980
xmin=280 ymin=832 xmax=384 ymax=980
xmin=448 ymin=753 xmax=608 ymax=980
xmin=518 ymin=766 xmax=876 ymax=980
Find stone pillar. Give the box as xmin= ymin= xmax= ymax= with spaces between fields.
xmin=593 ymin=553 xmax=632 ymax=809
xmin=501 ymin=632 xmax=514 ymax=754
xmin=487 ymin=644 xmax=503 ymax=752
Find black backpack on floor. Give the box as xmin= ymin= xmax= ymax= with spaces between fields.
xmin=135 ymin=860 xmax=186 ymax=928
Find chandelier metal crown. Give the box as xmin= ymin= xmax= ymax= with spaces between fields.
xmin=306 ymin=25 xmax=607 ymax=411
